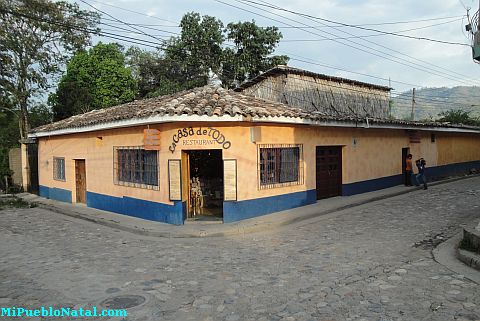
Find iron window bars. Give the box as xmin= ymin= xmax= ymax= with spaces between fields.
xmin=53 ymin=157 xmax=66 ymax=181
xmin=258 ymin=144 xmax=304 ymax=189
xmin=113 ymin=146 xmax=159 ymax=190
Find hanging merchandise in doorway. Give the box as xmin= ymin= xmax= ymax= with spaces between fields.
xmin=186 ymin=149 xmax=224 ymax=220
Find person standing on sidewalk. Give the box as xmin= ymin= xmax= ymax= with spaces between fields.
xmin=405 ymin=154 xmax=413 ymax=186
xmin=415 ymin=158 xmax=428 ymax=190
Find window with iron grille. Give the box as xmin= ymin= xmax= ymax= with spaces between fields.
xmin=258 ymin=144 xmax=304 ymax=189
xmin=113 ymin=147 xmax=159 ymax=189
xmin=53 ymin=157 xmax=66 ymax=181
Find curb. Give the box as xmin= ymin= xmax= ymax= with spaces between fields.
xmin=16 ymin=174 xmax=480 ymax=238
xmin=457 ymin=248 xmax=480 ymax=271
xmin=433 ymin=230 xmax=480 ymax=285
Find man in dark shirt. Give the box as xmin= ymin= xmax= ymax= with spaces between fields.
xmin=415 ymin=158 xmax=428 ymax=190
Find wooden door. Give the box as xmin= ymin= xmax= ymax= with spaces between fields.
xmin=181 ymin=152 xmax=191 ymax=217
xmin=316 ymin=146 xmax=342 ymax=199
xmin=75 ymin=160 xmax=86 ymax=204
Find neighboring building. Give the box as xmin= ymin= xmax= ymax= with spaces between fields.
xmin=29 ymin=85 xmax=480 ymax=225
xmin=235 ymin=65 xmax=392 ymax=118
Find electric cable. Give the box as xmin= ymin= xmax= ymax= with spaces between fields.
xmin=234 ymin=0 xmax=479 ymax=86
xmin=215 ymin=0 xmax=476 ymax=87
xmin=78 ymin=0 xmax=167 ymax=45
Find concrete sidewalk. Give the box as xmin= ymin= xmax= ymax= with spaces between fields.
xmin=16 ymin=174 xmax=478 ymax=238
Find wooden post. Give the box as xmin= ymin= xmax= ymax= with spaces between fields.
xmin=411 ymin=88 xmax=416 ymax=121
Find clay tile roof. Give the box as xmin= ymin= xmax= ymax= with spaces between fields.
xmin=30 ymin=85 xmax=480 ymax=134
xmin=31 ymin=85 xmax=310 ymax=133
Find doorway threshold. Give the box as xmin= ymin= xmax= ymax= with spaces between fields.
xmin=185 ymin=216 xmax=223 ymax=225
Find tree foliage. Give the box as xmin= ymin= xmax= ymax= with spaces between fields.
xmin=222 ymin=21 xmax=288 ymax=88
xmin=0 ymin=105 xmax=52 ymax=189
xmin=129 ymin=12 xmax=289 ymax=98
xmin=437 ymin=109 xmax=480 ymax=126
xmin=50 ymin=43 xmax=137 ymax=120
xmin=126 ymin=47 xmax=192 ymax=98
xmin=0 ymin=0 xmax=99 ymax=139
xmin=165 ymin=12 xmax=225 ymax=86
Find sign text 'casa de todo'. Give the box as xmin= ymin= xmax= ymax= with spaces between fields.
xmin=169 ymin=127 xmax=231 ymax=153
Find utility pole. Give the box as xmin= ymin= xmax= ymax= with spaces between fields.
xmin=388 ymin=77 xmax=392 ymax=118
xmin=411 ymin=88 xmax=416 ymax=121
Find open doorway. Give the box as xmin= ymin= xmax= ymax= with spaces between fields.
xmin=401 ymin=147 xmax=410 ymax=185
xmin=184 ymin=149 xmax=224 ymax=221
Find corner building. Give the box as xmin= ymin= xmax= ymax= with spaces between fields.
xmin=29 ymin=85 xmax=480 ymax=225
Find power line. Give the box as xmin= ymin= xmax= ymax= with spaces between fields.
xmin=90 ymin=2 xmax=467 ymax=93
xmin=8 ymin=1 xmax=479 ymax=106
xmin=276 ymin=15 xmax=466 ymax=28
xmin=81 ymin=0 xmax=179 ymax=25
xmin=78 ymin=0 xmax=167 ymax=45
xmin=76 ymin=0 xmax=479 ymax=95
xmin=234 ymin=62 xmax=480 ymax=107
xmin=242 ymin=0 xmax=470 ymax=47
xmin=216 ymin=0 xmax=464 ymax=84
xmin=100 ymin=18 xmax=180 ymax=28
xmin=99 ymin=18 xmax=180 ymax=36
xmin=281 ymin=18 xmax=463 ymax=42
xmin=236 ymin=0 xmax=479 ymax=86
xmin=243 ymin=81 xmax=475 ymax=120
xmin=282 ymin=54 xmax=480 ymax=101
xmin=217 ymin=0 xmax=472 ymax=86
xmin=1 ymin=8 xmax=164 ymax=49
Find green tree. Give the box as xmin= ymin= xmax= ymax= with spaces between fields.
xmin=0 ymin=0 xmax=99 ymax=139
xmin=126 ymin=47 xmax=187 ymax=98
xmin=50 ymin=43 xmax=137 ymax=120
xmin=133 ymin=13 xmax=289 ymax=96
xmin=0 ymin=104 xmax=52 ymax=190
xmin=165 ymin=12 xmax=225 ymax=88
xmin=222 ymin=21 xmax=288 ymax=88
xmin=437 ymin=109 xmax=480 ymax=126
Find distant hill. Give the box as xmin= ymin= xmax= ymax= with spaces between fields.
xmin=391 ymin=86 xmax=480 ymax=121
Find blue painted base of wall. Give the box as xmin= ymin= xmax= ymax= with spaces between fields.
xmin=37 ymin=160 xmax=480 ymax=225
xmin=223 ymin=189 xmax=317 ymax=223
xmin=428 ymin=160 xmax=480 ymax=181
xmin=39 ymin=185 xmax=72 ymax=203
xmin=342 ymin=174 xmax=402 ymax=196
xmin=342 ymin=160 xmax=480 ymax=196
xmin=86 ymin=192 xmax=184 ymax=225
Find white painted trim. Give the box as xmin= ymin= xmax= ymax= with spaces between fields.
xmin=28 ymin=114 xmax=480 ymax=138
xmin=251 ymin=116 xmax=480 ymax=133
xmin=29 ymin=114 xmax=245 ymax=138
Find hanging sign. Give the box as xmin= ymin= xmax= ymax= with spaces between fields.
xmin=169 ymin=127 xmax=231 ymax=153
xmin=144 ymin=129 xmax=161 ymax=150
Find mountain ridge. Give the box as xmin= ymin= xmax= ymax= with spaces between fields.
xmin=391 ymin=86 xmax=480 ymax=120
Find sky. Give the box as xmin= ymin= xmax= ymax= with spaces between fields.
xmin=72 ymin=0 xmax=480 ymax=95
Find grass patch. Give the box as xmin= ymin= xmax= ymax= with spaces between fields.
xmin=0 ymin=197 xmax=36 ymax=210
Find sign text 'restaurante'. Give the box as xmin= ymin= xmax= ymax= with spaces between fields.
xmin=169 ymin=127 xmax=231 ymax=153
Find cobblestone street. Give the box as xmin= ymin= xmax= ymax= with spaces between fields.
xmin=1 ymin=177 xmax=480 ymax=321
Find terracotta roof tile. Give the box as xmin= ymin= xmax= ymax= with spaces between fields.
xmin=31 ymin=85 xmax=480 ymax=134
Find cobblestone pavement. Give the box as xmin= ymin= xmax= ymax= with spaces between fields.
xmin=1 ymin=178 xmax=480 ymax=321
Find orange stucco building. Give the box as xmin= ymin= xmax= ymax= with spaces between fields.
xmin=29 ymin=85 xmax=480 ymax=225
